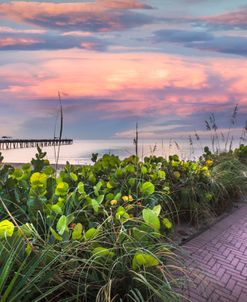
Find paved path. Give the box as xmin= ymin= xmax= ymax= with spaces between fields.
xmin=183 ymin=204 xmax=247 ymax=302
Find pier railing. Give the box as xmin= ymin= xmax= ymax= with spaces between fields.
xmin=0 ymin=139 xmax=73 ymax=150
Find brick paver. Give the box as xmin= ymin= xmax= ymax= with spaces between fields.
xmin=183 ymin=205 xmax=247 ymax=302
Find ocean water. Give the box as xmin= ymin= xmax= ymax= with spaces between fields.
xmin=0 ymin=138 xmax=237 ymax=165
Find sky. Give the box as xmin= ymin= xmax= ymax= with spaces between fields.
xmin=0 ymin=0 xmax=247 ymax=140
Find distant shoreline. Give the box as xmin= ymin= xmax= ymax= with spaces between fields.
xmin=2 ymin=162 xmax=67 ymax=169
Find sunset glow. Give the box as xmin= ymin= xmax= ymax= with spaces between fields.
xmin=0 ymin=0 xmax=246 ymax=139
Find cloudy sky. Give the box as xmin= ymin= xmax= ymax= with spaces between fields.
xmin=0 ymin=0 xmax=246 ymax=139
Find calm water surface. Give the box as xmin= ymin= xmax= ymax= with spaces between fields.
xmin=0 ymin=139 xmax=230 ymax=165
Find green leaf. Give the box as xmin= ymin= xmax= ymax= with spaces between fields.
xmin=92 ymin=246 xmax=115 ymax=258
xmin=30 ymin=172 xmax=47 ymax=186
xmin=77 ymin=182 xmax=85 ymax=194
xmin=88 ymin=173 xmax=96 ymax=184
xmin=42 ymin=165 xmax=55 ymax=176
xmin=0 ymin=220 xmax=14 ymax=239
xmin=66 ymin=213 xmax=75 ymax=225
xmin=141 ymin=166 xmax=148 ymax=174
xmin=56 ymin=176 xmax=63 ymax=184
xmin=11 ymin=168 xmax=24 ymax=180
xmin=115 ymin=168 xmax=122 ymax=178
xmin=91 ymin=199 xmax=99 ymax=213
xmin=25 ymin=243 xmax=32 ymax=256
xmin=70 ymin=172 xmax=78 ymax=182
xmin=22 ymin=163 xmax=31 ymax=172
xmin=115 ymin=207 xmax=130 ymax=222
xmin=55 ymin=182 xmax=69 ymax=196
xmin=153 ymin=205 xmax=161 ymax=216
xmin=140 ymin=181 xmax=155 ymax=196
xmin=114 ymin=192 xmax=122 ymax=201
xmin=50 ymin=227 xmax=62 ymax=241
xmin=162 ymin=218 xmax=172 ymax=229
xmin=56 ymin=215 xmax=67 ymax=235
xmin=106 ymin=181 xmax=113 ymax=189
xmin=94 ymin=181 xmax=103 ymax=196
xmin=84 ymin=227 xmax=100 ymax=241
xmin=72 ymin=223 xmax=83 ymax=240
xmin=132 ymin=252 xmax=159 ymax=270
xmin=97 ymin=194 xmax=104 ymax=204
xmin=142 ymin=208 xmax=160 ymax=231
xmin=157 ymin=170 xmax=166 ymax=179
xmin=128 ymin=178 xmax=136 ymax=187
xmin=51 ymin=204 xmax=63 ymax=215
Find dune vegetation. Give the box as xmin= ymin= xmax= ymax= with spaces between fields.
xmin=0 ymin=142 xmax=246 ymax=301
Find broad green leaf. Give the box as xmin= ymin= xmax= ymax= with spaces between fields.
xmin=106 ymin=193 xmax=114 ymax=201
xmin=56 ymin=215 xmax=67 ymax=235
xmin=56 ymin=176 xmax=63 ymax=184
xmin=142 ymin=208 xmax=160 ymax=231
xmin=132 ymin=252 xmax=159 ymax=270
xmin=163 ymin=218 xmax=172 ymax=229
xmin=153 ymin=205 xmax=161 ymax=216
xmin=97 ymin=194 xmax=104 ymax=204
xmin=50 ymin=227 xmax=62 ymax=241
xmin=158 ymin=170 xmax=166 ymax=179
xmin=55 ymin=182 xmax=69 ymax=196
xmin=140 ymin=182 xmax=155 ymax=196
xmin=51 ymin=204 xmax=63 ymax=215
xmin=190 ymin=162 xmax=197 ymax=171
xmin=115 ymin=207 xmax=130 ymax=222
xmin=88 ymin=173 xmax=96 ymax=184
xmin=94 ymin=181 xmax=103 ymax=196
xmin=72 ymin=223 xmax=83 ymax=240
xmin=0 ymin=220 xmax=14 ymax=238
xmin=22 ymin=163 xmax=31 ymax=172
xmin=128 ymin=178 xmax=136 ymax=187
xmin=70 ymin=172 xmax=78 ymax=182
xmin=170 ymin=160 xmax=180 ymax=167
xmin=42 ymin=166 xmax=55 ymax=176
xmin=92 ymin=246 xmax=115 ymax=258
xmin=11 ymin=168 xmax=24 ymax=180
xmin=30 ymin=172 xmax=47 ymax=186
xmin=115 ymin=168 xmax=122 ymax=177
xmin=106 ymin=181 xmax=113 ymax=189
xmin=114 ymin=192 xmax=122 ymax=201
xmin=141 ymin=166 xmax=148 ymax=174
xmin=85 ymin=227 xmax=100 ymax=240
xmin=66 ymin=214 xmax=75 ymax=225
xmin=29 ymin=186 xmax=47 ymax=197
xmin=91 ymin=199 xmax=99 ymax=213
xmin=77 ymin=182 xmax=85 ymax=194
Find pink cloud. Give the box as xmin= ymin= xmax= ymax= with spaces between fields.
xmin=201 ymin=8 xmax=247 ymax=29
xmin=97 ymin=0 xmax=152 ymax=9
xmin=0 ymin=26 xmax=46 ymax=34
xmin=1 ymin=50 xmax=247 ymax=119
xmin=0 ymin=1 xmax=152 ymax=32
xmin=0 ymin=37 xmax=41 ymax=47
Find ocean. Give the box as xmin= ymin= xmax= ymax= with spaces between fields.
xmin=0 ymin=138 xmax=237 ymax=165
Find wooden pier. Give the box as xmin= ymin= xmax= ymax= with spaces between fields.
xmin=0 ymin=139 xmax=73 ymax=150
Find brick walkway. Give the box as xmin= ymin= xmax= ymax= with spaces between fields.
xmin=182 ymin=205 xmax=247 ymax=302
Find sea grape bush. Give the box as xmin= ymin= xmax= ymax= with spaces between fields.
xmin=1 ymin=145 xmax=246 ymax=236
xmin=0 ymin=144 xmax=246 ymax=301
